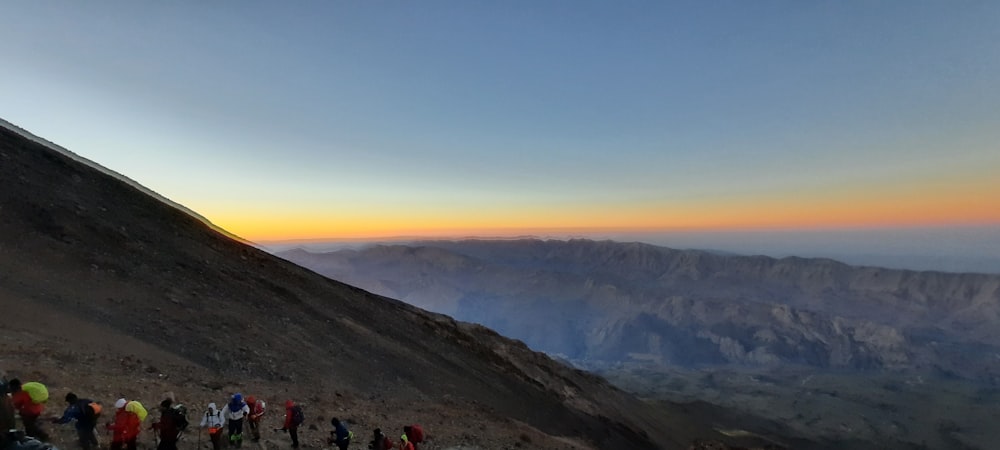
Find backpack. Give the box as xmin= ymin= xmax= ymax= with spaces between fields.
xmin=125 ymin=401 xmax=148 ymax=422
xmin=407 ymin=424 xmax=424 ymax=443
xmin=22 ymin=382 xmax=48 ymax=404
xmin=290 ymin=405 xmax=304 ymax=427
xmin=250 ymin=400 xmax=265 ymax=416
xmin=171 ymin=404 xmax=189 ymax=431
xmin=80 ymin=400 xmax=102 ymax=421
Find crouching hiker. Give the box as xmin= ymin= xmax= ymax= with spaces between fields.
xmin=8 ymin=379 xmax=49 ymax=442
xmin=51 ymin=393 xmax=100 ymax=450
xmin=106 ymin=399 xmax=140 ymax=450
xmin=199 ymin=404 xmax=225 ymax=450
xmin=1 ymin=376 xmax=57 ymax=450
xmin=403 ymin=425 xmax=424 ymax=450
xmin=326 ymin=418 xmax=352 ymax=450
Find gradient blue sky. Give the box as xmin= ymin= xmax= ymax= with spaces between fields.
xmin=1 ymin=1 xmax=998 ymax=271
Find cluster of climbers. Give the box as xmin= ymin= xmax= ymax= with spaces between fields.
xmin=3 ymin=377 xmax=425 ymax=450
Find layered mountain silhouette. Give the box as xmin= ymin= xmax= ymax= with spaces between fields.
xmin=276 ymin=240 xmax=1000 ymax=380
xmin=0 ymin=121 xmax=790 ymax=449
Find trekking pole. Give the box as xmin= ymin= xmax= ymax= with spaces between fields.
xmin=197 ymin=427 xmax=201 ymax=450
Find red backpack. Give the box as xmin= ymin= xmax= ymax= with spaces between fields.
xmin=407 ymin=424 xmax=424 ymax=443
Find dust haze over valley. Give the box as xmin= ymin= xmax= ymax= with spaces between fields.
xmin=278 ymin=239 xmax=1000 ymax=450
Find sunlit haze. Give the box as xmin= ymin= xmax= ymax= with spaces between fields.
xmin=2 ymin=1 xmax=998 ymax=271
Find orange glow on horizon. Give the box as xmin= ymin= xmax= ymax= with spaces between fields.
xmin=206 ymin=169 xmax=1000 ymax=243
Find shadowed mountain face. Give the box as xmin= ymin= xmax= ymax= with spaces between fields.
xmin=0 ymin=124 xmax=752 ymax=450
xmin=276 ymin=240 xmax=1000 ymax=380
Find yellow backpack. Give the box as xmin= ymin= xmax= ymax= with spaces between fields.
xmin=126 ymin=400 xmax=148 ymax=421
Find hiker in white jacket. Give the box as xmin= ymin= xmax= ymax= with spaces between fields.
xmin=199 ymin=403 xmax=225 ymax=450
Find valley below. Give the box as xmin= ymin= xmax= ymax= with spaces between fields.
xmin=276 ymin=239 xmax=1000 ymax=450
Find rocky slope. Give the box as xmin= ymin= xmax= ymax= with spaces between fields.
xmin=276 ymin=240 xmax=1000 ymax=380
xmin=0 ymin=122 xmax=755 ymax=449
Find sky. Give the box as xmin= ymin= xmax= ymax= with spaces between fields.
xmin=1 ymin=1 xmax=999 ymax=271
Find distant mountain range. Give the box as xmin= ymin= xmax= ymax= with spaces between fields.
xmin=277 ymin=239 xmax=1000 ymax=380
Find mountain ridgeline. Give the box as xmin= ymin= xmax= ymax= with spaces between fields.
xmin=0 ymin=122 xmax=761 ymax=449
xmin=277 ymin=240 xmax=1000 ymax=380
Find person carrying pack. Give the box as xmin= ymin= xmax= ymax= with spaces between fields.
xmin=279 ymin=400 xmax=302 ymax=449
xmin=105 ymin=399 xmax=140 ymax=450
xmin=403 ymin=425 xmax=425 ymax=450
xmin=327 ymin=418 xmax=352 ymax=450
xmin=8 ymin=380 xmax=49 ymax=442
xmin=367 ymin=428 xmax=392 ymax=450
xmin=1 ymin=376 xmax=58 ymax=450
xmin=223 ymin=394 xmax=249 ymax=449
xmin=398 ymin=433 xmax=414 ymax=450
xmin=124 ymin=402 xmax=147 ymax=423
xmin=199 ymin=403 xmax=225 ymax=450
xmin=51 ymin=393 xmax=100 ymax=450
xmin=244 ymin=396 xmax=265 ymax=442
xmin=150 ymin=400 xmax=182 ymax=450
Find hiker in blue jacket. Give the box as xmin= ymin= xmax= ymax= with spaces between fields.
xmin=51 ymin=393 xmax=99 ymax=450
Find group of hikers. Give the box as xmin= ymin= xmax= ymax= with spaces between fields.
xmin=2 ymin=377 xmax=425 ymax=450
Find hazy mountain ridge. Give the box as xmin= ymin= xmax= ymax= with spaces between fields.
xmin=277 ymin=240 xmax=1000 ymax=380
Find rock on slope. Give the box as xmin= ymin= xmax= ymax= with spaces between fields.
xmin=0 ymin=122 xmax=731 ymax=450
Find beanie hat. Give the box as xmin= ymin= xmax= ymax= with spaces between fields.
xmin=115 ymin=398 xmax=127 ymax=409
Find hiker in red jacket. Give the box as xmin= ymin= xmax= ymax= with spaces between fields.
xmin=280 ymin=400 xmax=300 ymax=449
xmin=403 ymin=425 xmax=424 ymax=450
xmin=106 ymin=399 xmax=140 ymax=450
xmin=245 ymin=396 xmax=265 ymax=442
xmin=8 ymin=379 xmax=48 ymax=441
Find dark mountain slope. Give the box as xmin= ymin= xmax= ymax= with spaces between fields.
xmin=0 ymin=123 xmax=733 ymax=449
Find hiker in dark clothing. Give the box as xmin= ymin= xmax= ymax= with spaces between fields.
xmin=326 ymin=418 xmax=351 ymax=450
xmin=52 ymin=393 xmax=99 ymax=450
xmin=150 ymin=400 xmax=181 ymax=450
xmin=1 ymin=376 xmax=57 ymax=450
xmin=367 ymin=428 xmax=392 ymax=450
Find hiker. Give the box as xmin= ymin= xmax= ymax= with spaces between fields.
xmin=398 ymin=434 xmax=414 ymax=450
xmin=105 ymin=399 xmax=140 ymax=450
xmin=402 ymin=425 xmax=424 ymax=450
xmin=8 ymin=379 xmax=49 ymax=441
xmin=150 ymin=400 xmax=183 ymax=450
xmin=223 ymin=394 xmax=249 ymax=448
xmin=367 ymin=428 xmax=392 ymax=450
xmin=1 ymin=376 xmax=56 ymax=450
xmin=326 ymin=418 xmax=351 ymax=450
xmin=199 ymin=403 xmax=225 ymax=450
xmin=279 ymin=400 xmax=302 ymax=449
xmin=245 ymin=396 xmax=265 ymax=442
xmin=51 ymin=393 xmax=100 ymax=450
